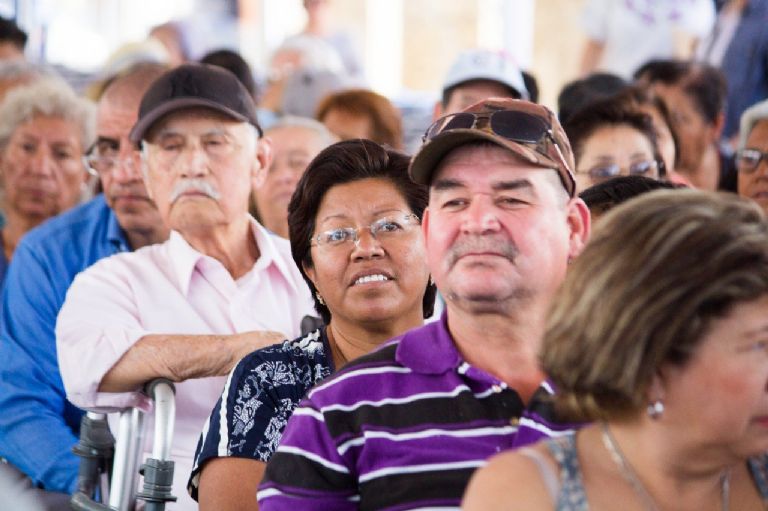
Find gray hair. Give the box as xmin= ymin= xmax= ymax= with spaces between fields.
xmin=0 ymin=78 xmax=96 ymax=151
xmin=0 ymin=60 xmax=58 ymax=83
xmin=266 ymin=115 xmax=337 ymax=146
xmin=739 ymin=98 xmax=768 ymax=149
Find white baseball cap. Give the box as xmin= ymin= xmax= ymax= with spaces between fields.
xmin=442 ymin=49 xmax=528 ymax=100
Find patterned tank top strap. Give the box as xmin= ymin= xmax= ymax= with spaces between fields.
xmin=748 ymin=453 xmax=768 ymax=501
xmin=544 ymin=434 xmax=590 ymax=511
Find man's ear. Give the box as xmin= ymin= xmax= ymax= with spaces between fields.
xmin=566 ymin=197 xmax=591 ymax=261
xmin=711 ymin=111 xmax=726 ymax=142
xmin=252 ymin=136 xmax=273 ymax=190
xmin=432 ymin=101 xmax=444 ymax=122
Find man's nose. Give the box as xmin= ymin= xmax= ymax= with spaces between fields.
xmin=461 ymin=195 xmax=500 ymax=234
xmin=111 ymin=153 xmax=141 ymax=181
xmin=179 ymin=143 xmax=210 ymax=177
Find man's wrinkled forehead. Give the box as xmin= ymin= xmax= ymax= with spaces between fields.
xmin=428 ymin=143 xmax=565 ymax=199
xmin=144 ymin=107 xmax=248 ymax=143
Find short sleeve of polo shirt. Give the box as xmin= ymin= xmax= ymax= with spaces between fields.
xmin=188 ymin=329 xmax=332 ymax=500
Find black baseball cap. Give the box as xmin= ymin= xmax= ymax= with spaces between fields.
xmin=129 ymin=62 xmax=262 ymax=146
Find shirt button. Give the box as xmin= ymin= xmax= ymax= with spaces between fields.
xmin=510 ymin=417 xmax=520 ymax=426
xmin=491 ymin=384 xmax=502 ymax=393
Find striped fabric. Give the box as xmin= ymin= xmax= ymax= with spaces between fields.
xmin=258 ymin=314 xmax=576 ymax=511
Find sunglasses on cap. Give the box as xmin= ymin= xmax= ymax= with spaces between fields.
xmin=422 ymin=109 xmax=576 ymax=196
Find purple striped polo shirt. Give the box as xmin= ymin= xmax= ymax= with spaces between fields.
xmin=258 ymin=312 xmax=577 ymax=511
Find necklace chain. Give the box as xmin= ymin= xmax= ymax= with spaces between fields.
xmin=600 ymin=423 xmax=730 ymax=511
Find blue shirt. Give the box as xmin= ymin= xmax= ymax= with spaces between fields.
xmin=0 ymin=195 xmax=130 ymax=493
xmin=0 ymin=233 xmax=7 ymax=288
xmin=719 ymin=0 xmax=768 ymax=138
xmin=188 ymin=327 xmax=333 ymax=500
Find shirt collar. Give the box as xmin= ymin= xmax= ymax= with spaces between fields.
xmin=168 ymin=216 xmax=300 ymax=296
xmin=396 ymin=311 xmax=461 ymax=374
xmin=106 ymin=202 xmax=131 ymax=253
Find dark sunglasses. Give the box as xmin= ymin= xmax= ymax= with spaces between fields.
xmin=423 ymin=110 xmax=575 ymax=196
xmin=424 ymin=110 xmax=552 ymax=144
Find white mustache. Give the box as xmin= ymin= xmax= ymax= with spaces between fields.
xmin=170 ymin=179 xmax=221 ymax=203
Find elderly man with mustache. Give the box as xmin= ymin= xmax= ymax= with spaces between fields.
xmin=257 ymin=98 xmax=591 ymax=511
xmin=56 ymin=64 xmax=315 ymax=511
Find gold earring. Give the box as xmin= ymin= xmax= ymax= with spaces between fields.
xmin=316 ymin=292 xmax=325 ymax=305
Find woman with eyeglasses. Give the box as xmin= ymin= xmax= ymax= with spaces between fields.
xmin=736 ymin=98 xmax=768 ymax=215
xmin=562 ymin=94 xmax=666 ymax=194
xmin=0 ymin=78 xmax=93 ymax=286
xmin=189 ymin=138 xmax=434 ymax=511
xmin=464 ymin=190 xmax=768 ymax=510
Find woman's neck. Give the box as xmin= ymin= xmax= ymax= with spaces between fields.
xmin=593 ymin=421 xmax=742 ymax=511
xmin=327 ymin=311 xmax=424 ymax=368
xmin=2 ymin=213 xmax=41 ymax=261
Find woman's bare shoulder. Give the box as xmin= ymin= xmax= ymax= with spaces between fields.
xmin=462 ymin=442 xmax=558 ymax=511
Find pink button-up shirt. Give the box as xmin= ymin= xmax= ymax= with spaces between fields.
xmin=56 ymin=218 xmax=314 ymax=510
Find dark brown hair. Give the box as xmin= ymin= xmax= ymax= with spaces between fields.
xmin=288 ymin=139 xmax=435 ymax=323
xmin=563 ymin=95 xmax=666 ymax=177
xmin=316 ymin=88 xmax=403 ymax=149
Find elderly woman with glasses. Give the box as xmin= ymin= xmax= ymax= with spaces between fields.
xmin=562 ymin=94 xmax=666 ymax=194
xmin=736 ymin=98 xmax=768 ymax=215
xmin=0 ymin=78 xmax=94 ymax=285
xmin=189 ymin=138 xmax=434 ymax=511
xmin=464 ymin=189 xmax=768 ymax=510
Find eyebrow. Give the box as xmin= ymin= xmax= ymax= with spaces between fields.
xmin=743 ymin=324 xmax=768 ymax=338
xmin=431 ymin=178 xmax=534 ymax=192
xmin=317 ymin=208 xmax=405 ymax=226
xmin=154 ymin=127 xmax=229 ymax=139
xmin=431 ymin=178 xmax=466 ymax=191
xmin=492 ymin=179 xmax=534 ymax=192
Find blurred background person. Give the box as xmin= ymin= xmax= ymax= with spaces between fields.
xmin=296 ymin=0 xmax=362 ymax=79
xmin=0 ymin=78 xmax=94 ymax=286
xmin=148 ymin=21 xmax=189 ymax=66
xmin=736 ymin=98 xmax=768 ymax=215
xmin=316 ymin=88 xmax=403 ymax=149
xmin=252 ymin=116 xmax=336 ymax=239
xmin=0 ymin=15 xmax=27 ymax=61
xmin=563 ymin=95 xmax=665 ymax=194
xmin=191 ymin=139 xmax=434 ymax=511
xmin=697 ymin=0 xmax=768 ymax=144
xmin=200 ymin=48 xmax=258 ymax=102
xmin=579 ymin=0 xmax=715 ymax=79
xmin=258 ymin=33 xmax=348 ymax=125
xmin=579 ymin=174 xmax=680 ymax=221
xmin=433 ymin=48 xmax=528 ymax=119
xmin=0 ymin=63 xmax=167 ymax=510
xmin=635 ymin=59 xmax=735 ymax=191
xmin=557 ymin=71 xmax=627 ymax=124
xmin=464 ymin=190 xmax=768 ymax=510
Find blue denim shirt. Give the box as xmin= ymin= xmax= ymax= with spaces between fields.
xmin=720 ymin=0 xmax=768 ymax=138
xmin=0 ymin=195 xmax=130 ymax=493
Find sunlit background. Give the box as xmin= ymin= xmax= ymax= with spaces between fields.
xmin=1 ymin=0 xmax=586 ymax=108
